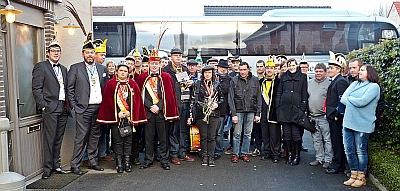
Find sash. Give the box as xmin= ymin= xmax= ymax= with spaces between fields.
xmin=145 ymin=77 xmax=160 ymax=104
xmin=117 ymin=85 xmax=131 ymax=119
xmin=261 ymin=79 xmax=272 ymax=105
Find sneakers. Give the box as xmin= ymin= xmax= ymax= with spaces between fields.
xmin=251 ymin=148 xmax=261 ymax=157
xmin=323 ymin=162 xmax=331 ymax=169
xmin=242 ymin=155 xmax=250 ymax=162
xmin=224 ymin=149 xmax=233 ymax=155
xmin=309 ymin=160 xmax=323 ymax=166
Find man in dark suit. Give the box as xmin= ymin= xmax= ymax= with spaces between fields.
xmin=32 ymin=39 xmax=70 ymax=179
xmin=325 ymin=51 xmax=349 ymax=174
xmin=68 ymin=32 xmax=108 ymax=174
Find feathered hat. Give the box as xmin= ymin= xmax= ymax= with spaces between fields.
xmin=335 ymin=53 xmax=347 ymax=69
xmin=195 ymin=53 xmax=203 ymax=63
xmin=300 ymin=53 xmax=308 ymax=64
xmin=82 ymin=31 xmax=94 ymax=51
xmin=328 ymin=51 xmax=341 ymax=68
xmin=227 ymin=50 xmax=234 ymax=60
xmin=142 ymin=46 xmax=150 ymax=65
xmin=133 ymin=44 xmax=142 ymax=57
xmin=47 ymin=35 xmax=61 ymax=51
xmin=125 ymin=50 xmax=136 ymax=61
xmin=149 ymin=48 xmax=160 ymax=62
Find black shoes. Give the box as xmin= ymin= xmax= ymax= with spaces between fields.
xmin=52 ymin=167 xmax=71 ymax=174
xmin=88 ymin=165 xmax=104 ymax=171
xmin=272 ymin=157 xmax=280 ymax=163
xmin=70 ymin=167 xmax=84 ymax=175
xmin=214 ymin=154 xmax=221 ymax=160
xmin=161 ymin=163 xmax=170 ymax=170
xmin=325 ymin=168 xmax=339 ymax=174
xmin=139 ymin=163 xmax=154 ymax=169
xmin=132 ymin=158 xmax=141 ymax=165
xmin=42 ymin=171 xmax=51 ymax=179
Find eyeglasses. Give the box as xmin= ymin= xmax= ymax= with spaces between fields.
xmin=49 ymin=49 xmax=61 ymax=53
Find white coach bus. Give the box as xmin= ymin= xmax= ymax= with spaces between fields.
xmin=93 ymin=8 xmax=400 ymax=75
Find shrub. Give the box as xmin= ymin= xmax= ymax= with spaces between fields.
xmin=369 ymin=143 xmax=400 ymax=191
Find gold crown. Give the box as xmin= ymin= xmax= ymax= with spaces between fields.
xmin=94 ymin=39 xmax=107 ymax=53
xmin=149 ymin=48 xmax=160 ymax=62
xmin=265 ymin=55 xmax=275 ymax=67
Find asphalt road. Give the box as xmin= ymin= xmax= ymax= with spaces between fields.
xmin=56 ymin=129 xmax=379 ymax=191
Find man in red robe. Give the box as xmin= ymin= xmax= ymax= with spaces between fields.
xmin=136 ymin=48 xmax=179 ymax=170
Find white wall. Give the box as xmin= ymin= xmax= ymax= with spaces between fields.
xmin=54 ymin=0 xmax=93 ymax=68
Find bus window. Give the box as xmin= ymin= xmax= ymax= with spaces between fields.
xmin=134 ymin=22 xmax=181 ymax=54
xmin=182 ymin=22 xmax=236 ymax=56
xmin=94 ymin=22 xmax=124 ymax=57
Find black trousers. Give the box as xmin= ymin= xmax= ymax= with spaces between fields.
xmin=111 ymin=124 xmax=132 ymax=157
xmin=329 ymin=118 xmax=346 ymax=172
xmin=70 ymin=104 xmax=102 ymax=168
xmin=282 ymin=122 xmax=301 ymax=141
xmin=261 ymin=122 xmax=281 ymax=158
xmin=131 ymin=124 xmax=144 ymax=159
xmin=197 ymin=117 xmax=219 ymax=157
xmin=42 ymin=102 xmax=68 ymax=173
xmin=144 ymin=112 xmax=168 ymax=164
xmin=251 ymin=122 xmax=263 ymax=150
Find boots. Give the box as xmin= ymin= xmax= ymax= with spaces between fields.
xmin=116 ymin=155 xmax=123 ymax=173
xmin=125 ymin=156 xmax=132 ymax=172
xmin=351 ymin=171 xmax=366 ymax=188
xmin=344 ymin=171 xmax=358 ymax=186
xmin=201 ymin=156 xmax=208 ymax=166
xmin=285 ymin=140 xmax=293 ymax=164
xmin=291 ymin=140 xmax=301 ymax=166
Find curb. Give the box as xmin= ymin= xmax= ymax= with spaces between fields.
xmin=369 ymin=173 xmax=388 ymax=191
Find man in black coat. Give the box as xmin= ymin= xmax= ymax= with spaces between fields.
xmin=214 ymin=59 xmax=231 ymax=159
xmin=325 ymin=52 xmax=349 ymax=174
xmin=32 ymin=39 xmax=70 ymax=179
xmin=260 ymin=57 xmax=281 ymax=163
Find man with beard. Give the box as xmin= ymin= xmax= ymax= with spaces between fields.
xmin=68 ymin=32 xmax=108 ymax=174
xmin=163 ymin=48 xmax=195 ymax=164
xmin=136 ymin=49 xmax=179 ymax=170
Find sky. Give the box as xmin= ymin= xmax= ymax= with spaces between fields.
xmin=92 ymin=0 xmax=394 ymax=16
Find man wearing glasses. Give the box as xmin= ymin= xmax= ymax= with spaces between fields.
xmin=32 ymin=38 xmax=71 ymax=179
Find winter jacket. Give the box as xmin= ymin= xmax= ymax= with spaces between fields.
xmin=217 ymin=73 xmax=231 ymax=116
xmin=276 ymin=68 xmax=308 ymax=123
xmin=228 ymin=73 xmax=262 ymax=116
xmin=191 ymin=80 xmax=224 ymax=121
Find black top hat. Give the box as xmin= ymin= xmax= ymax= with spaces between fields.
xmin=216 ymin=59 xmax=230 ymax=68
xmin=207 ymin=57 xmax=218 ymax=63
xmin=187 ymin=59 xmax=197 ymax=65
xmin=170 ymin=48 xmax=183 ymax=55
xmin=202 ymin=65 xmax=214 ymax=72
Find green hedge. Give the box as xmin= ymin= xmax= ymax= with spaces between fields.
xmin=347 ymin=39 xmax=400 ymax=150
xmin=369 ymin=143 xmax=400 ymax=191
xmin=348 ymin=39 xmax=400 ymax=191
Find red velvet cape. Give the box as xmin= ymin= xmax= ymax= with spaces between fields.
xmin=136 ymin=72 xmax=179 ymax=121
xmin=96 ymin=77 xmax=147 ymax=125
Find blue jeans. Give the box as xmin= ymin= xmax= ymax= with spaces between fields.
xmin=215 ymin=116 xmax=228 ymax=155
xmin=343 ymin=127 xmax=371 ymax=173
xmin=233 ymin=113 xmax=254 ymax=156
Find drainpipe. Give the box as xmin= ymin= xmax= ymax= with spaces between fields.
xmin=0 ymin=118 xmax=26 ymax=190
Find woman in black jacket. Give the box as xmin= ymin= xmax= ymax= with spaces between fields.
xmin=189 ymin=65 xmax=224 ymax=167
xmin=276 ymin=58 xmax=308 ymax=166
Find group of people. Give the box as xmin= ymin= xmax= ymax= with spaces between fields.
xmin=33 ymin=32 xmax=382 ymax=188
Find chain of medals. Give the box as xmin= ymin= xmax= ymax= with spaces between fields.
xmin=54 ymin=65 xmax=64 ymax=89
xmin=119 ymin=84 xmax=129 ymax=100
xmin=86 ymin=64 xmax=98 ymax=84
